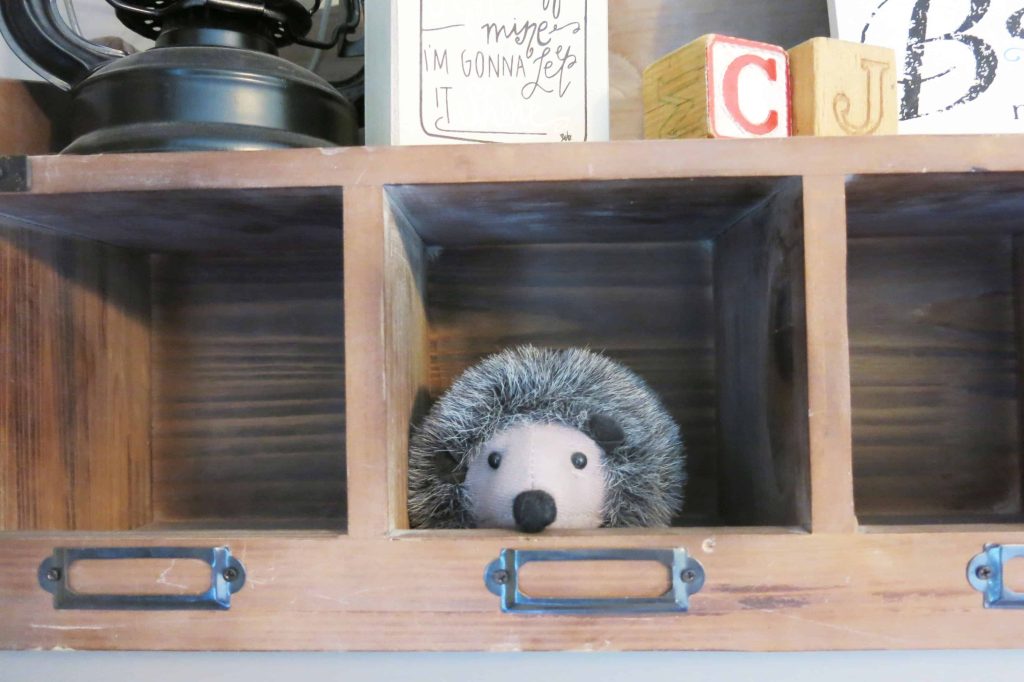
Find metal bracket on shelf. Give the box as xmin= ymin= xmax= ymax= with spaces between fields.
xmin=967 ymin=544 xmax=1024 ymax=608
xmin=484 ymin=547 xmax=705 ymax=615
xmin=0 ymin=156 xmax=29 ymax=192
xmin=38 ymin=546 xmax=246 ymax=611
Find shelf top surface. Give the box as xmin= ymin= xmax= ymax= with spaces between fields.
xmin=4 ymin=135 xmax=1024 ymax=197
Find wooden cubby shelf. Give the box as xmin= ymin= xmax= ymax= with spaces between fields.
xmin=4 ymin=136 xmax=1024 ymax=651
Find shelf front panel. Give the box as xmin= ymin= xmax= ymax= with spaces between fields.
xmin=1 ymin=529 xmax=1022 ymax=651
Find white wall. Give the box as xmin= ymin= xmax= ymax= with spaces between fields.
xmin=0 ymin=0 xmax=151 ymax=81
xmin=2 ymin=650 xmax=1024 ymax=681
xmin=0 ymin=25 xmax=39 ymax=81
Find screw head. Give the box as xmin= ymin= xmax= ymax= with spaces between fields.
xmin=976 ymin=565 xmax=994 ymax=580
xmin=680 ymin=569 xmax=698 ymax=584
xmin=45 ymin=567 xmax=62 ymax=582
xmin=492 ymin=569 xmax=509 ymax=585
xmin=222 ymin=566 xmax=240 ymax=582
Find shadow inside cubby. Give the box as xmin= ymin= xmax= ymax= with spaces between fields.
xmin=0 ymin=187 xmax=347 ymax=532
xmin=847 ymin=173 xmax=1024 ymax=525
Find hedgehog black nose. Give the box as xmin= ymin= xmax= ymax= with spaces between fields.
xmin=513 ymin=490 xmax=557 ymax=533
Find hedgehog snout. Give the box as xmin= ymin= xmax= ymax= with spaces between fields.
xmin=513 ymin=490 xmax=557 ymax=533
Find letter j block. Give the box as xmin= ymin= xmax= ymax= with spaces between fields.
xmin=788 ymin=38 xmax=898 ymax=136
xmin=643 ymin=34 xmax=791 ymax=139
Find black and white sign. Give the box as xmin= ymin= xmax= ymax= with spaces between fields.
xmin=830 ymin=0 xmax=1024 ymax=133
xmin=366 ymin=0 xmax=608 ymax=145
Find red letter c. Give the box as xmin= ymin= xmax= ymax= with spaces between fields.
xmin=722 ymin=54 xmax=780 ymax=135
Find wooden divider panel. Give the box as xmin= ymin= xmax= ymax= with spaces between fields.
xmin=344 ymin=186 xmax=391 ymax=537
xmin=383 ymin=193 xmax=430 ymax=531
xmin=802 ymin=175 xmax=856 ymax=533
xmin=715 ymin=179 xmax=811 ymax=527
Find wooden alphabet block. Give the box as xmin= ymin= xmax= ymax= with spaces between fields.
xmin=789 ymin=38 xmax=898 ymax=137
xmin=643 ymin=34 xmax=791 ymax=139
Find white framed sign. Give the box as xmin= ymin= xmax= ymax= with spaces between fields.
xmin=366 ymin=0 xmax=609 ymax=145
xmin=830 ymin=0 xmax=1024 ymax=133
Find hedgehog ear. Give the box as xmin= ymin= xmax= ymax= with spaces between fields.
xmin=434 ymin=451 xmax=466 ymax=485
xmin=587 ymin=414 xmax=625 ymax=453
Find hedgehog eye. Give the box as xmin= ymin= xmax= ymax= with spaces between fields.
xmin=571 ymin=452 xmax=588 ymax=470
xmin=487 ymin=451 xmax=502 ymax=470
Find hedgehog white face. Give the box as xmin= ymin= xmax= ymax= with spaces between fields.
xmin=464 ymin=422 xmax=607 ymax=533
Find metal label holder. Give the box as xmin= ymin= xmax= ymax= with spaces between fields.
xmin=38 ymin=546 xmax=246 ymax=611
xmin=484 ymin=547 xmax=705 ymax=615
xmin=968 ymin=544 xmax=1024 ymax=608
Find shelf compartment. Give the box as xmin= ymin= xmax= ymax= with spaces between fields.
xmin=847 ymin=173 xmax=1024 ymax=524
xmin=384 ymin=177 xmax=811 ymax=529
xmin=0 ymin=187 xmax=347 ymax=531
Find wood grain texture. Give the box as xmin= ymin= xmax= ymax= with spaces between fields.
xmin=386 ymin=178 xmax=786 ymax=246
xmin=848 ymin=236 xmax=1022 ymax=522
xmin=23 ymin=137 xmax=1024 ymax=196
xmin=0 ymin=81 xmax=52 ymax=155
xmin=0 ymin=188 xmax=345 ymax=253
xmin=802 ymin=175 xmax=857 ymax=533
xmin=609 ymin=0 xmax=828 ymax=139
xmin=789 ymin=39 xmax=897 ymax=137
xmin=847 ymin=173 xmax=1024 ymax=238
xmin=715 ymin=180 xmax=810 ymax=527
xmin=0 ymin=226 xmax=150 ymax=530
xmin=151 ymin=248 xmax=346 ymax=528
xmin=847 ymin=172 xmax=1024 ymax=522
xmin=642 ymin=36 xmax=711 ymax=139
xmin=343 ymin=186 xmax=390 ymax=537
xmin=0 ymin=529 xmax=1022 ymax=651
xmin=384 ymin=195 xmax=430 ymax=531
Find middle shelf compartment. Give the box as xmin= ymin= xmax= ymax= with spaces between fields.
xmin=383 ymin=176 xmax=811 ymax=530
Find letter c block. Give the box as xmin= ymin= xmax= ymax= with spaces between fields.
xmin=644 ymin=34 xmax=791 ymax=139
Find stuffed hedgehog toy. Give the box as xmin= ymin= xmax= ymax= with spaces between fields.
xmin=408 ymin=346 xmax=685 ymax=532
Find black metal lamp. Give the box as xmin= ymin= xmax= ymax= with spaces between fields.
xmin=0 ymin=0 xmax=359 ymax=153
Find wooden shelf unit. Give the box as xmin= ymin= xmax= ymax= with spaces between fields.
xmin=3 ymin=136 xmax=1024 ymax=651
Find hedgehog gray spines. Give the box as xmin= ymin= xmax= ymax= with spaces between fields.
xmin=407 ymin=345 xmax=685 ymax=529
